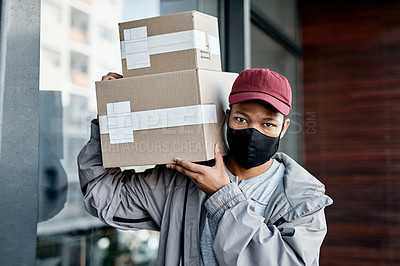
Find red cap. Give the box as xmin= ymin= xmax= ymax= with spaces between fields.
xmin=229 ymin=68 xmax=292 ymax=115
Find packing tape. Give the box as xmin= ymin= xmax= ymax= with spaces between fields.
xmin=120 ymin=27 xmax=221 ymax=70
xmin=99 ymin=104 xmax=218 ymax=143
xmin=104 ymin=101 xmax=134 ymax=144
xmin=122 ymin=26 xmax=151 ymax=70
xmin=147 ymin=30 xmax=207 ymax=55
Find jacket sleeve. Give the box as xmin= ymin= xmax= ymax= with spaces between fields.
xmin=204 ymin=183 xmax=327 ymax=266
xmin=77 ymin=120 xmax=187 ymax=231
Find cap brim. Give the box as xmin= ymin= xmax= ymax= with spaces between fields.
xmin=229 ymin=92 xmax=291 ymax=116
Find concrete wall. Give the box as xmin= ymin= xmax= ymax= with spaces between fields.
xmin=0 ymin=0 xmax=40 ymax=265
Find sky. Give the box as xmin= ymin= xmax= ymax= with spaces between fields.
xmin=121 ymin=0 xmax=160 ymax=22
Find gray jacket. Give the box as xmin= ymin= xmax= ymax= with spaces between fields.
xmin=78 ymin=122 xmax=333 ymax=266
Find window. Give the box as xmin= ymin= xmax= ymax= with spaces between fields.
xmin=252 ymin=0 xmax=299 ymax=43
xmin=38 ymin=1 xmax=162 ymax=265
xmin=70 ymin=50 xmax=89 ymax=86
xmin=42 ymin=0 xmax=61 ymax=23
xmin=42 ymin=46 xmax=61 ymax=67
xmin=70 ymin=8 xmax=90 ymax=44
xmin=98 ymin=25 xmax=114 ymax=42
xmin=250 ymin=0 xmax=302 ymax=162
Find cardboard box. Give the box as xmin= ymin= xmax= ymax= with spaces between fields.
xmin=119 ymin=11 xmax=222 ymax=77
xmin=96 ymin=69 xmax=238 ymax=167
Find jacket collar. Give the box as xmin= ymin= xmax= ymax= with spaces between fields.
xmin=266 ymin=152 xmax=333 ymax=224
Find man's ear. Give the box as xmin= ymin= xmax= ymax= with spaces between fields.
xmin=280 ymin=118 xmax=291 ymax=139
xmin=225 ymin=109 xmax=230 ymax=119
xmin=225 ymin=109 xmax=230 ymax=126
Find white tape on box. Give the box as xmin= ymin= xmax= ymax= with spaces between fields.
xmin=120 ymin=26 xmax=220 ymax=70
xmin=124 ymin=27 xmax=148 ymax=40
xmin=126 ymin=52 xmax=151 ymax=70
xmin=147 ymin=30 xmax=207 ymax=55
xmin=105 ymin=101 xmax=134 ymax=144
xmin=123 ymin=26 xmax=151 ymax=70
xmin=120 ymin=41 xmax=126 ymax=59
xmin=208 ymin=34 xmax=221 ymax=56
xmin=99 ymin=104 xmax=217 ymax=138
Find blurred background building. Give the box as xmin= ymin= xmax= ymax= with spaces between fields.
xmin=0 ymin=0 xmax=399 ymax=265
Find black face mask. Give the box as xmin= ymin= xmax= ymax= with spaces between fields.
xmin=227 ymin=125 xmax=282 ymax=170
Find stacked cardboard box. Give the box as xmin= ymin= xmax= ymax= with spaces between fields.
xmin=96 ymin=11 xmax=238 ymax=167
xmin=119 ymin=11 xmax=222 ymax=77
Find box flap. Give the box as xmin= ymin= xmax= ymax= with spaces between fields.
xmin=198 ymin=69 xmax=239 ymax=159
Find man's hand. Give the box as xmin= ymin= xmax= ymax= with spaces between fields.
xmin=166 ymin=144 xmax=230 ymax=195
xmin=101 ymin=72 xmax=123 ymax=81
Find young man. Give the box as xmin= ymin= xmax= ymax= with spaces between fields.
xmin=78 ymin=68 xmax=333 ymax=265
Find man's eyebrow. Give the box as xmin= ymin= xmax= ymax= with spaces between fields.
xmin=233 ymin=111 xmax=280 ymax=123
xmin=232 ymin=111 xmax=250 ymax=118
xmin=262 ymin=117 xmax=279 ymax=122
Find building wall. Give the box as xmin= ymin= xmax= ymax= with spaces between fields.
xmin=0 ymin=0 xmax=40 ymax=264
xmin=300 ymin=0 xmax=400 ymax=265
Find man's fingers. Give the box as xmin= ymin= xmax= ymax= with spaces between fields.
xmin=108 ymin=72 xmax=123 ymax=78
xmin=101 ymin=72 xmax=123 ymax=81
xmin=173 ymin=158 xmax=203 ymax=173
xmin=166 ymin=163 xmax=198 ymax=179
xmin=101 ymin=75 xmax=115 ymax=81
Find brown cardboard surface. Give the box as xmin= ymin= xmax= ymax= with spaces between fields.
xmin=121 ymin=50 xmax=198 ymax=78
xmin=119 ymin=10 xmax=221 ymax=77
xmin=119 ymin=11 xmax=219 ymax=39
xmin=96 ymin=69 xmax=238 ymax=167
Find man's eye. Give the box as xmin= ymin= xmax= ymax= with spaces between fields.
xmin=263 ymin=123 xmax=274 ymax=128
xmin=235 ymin=117 xmax=247 ymax=123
